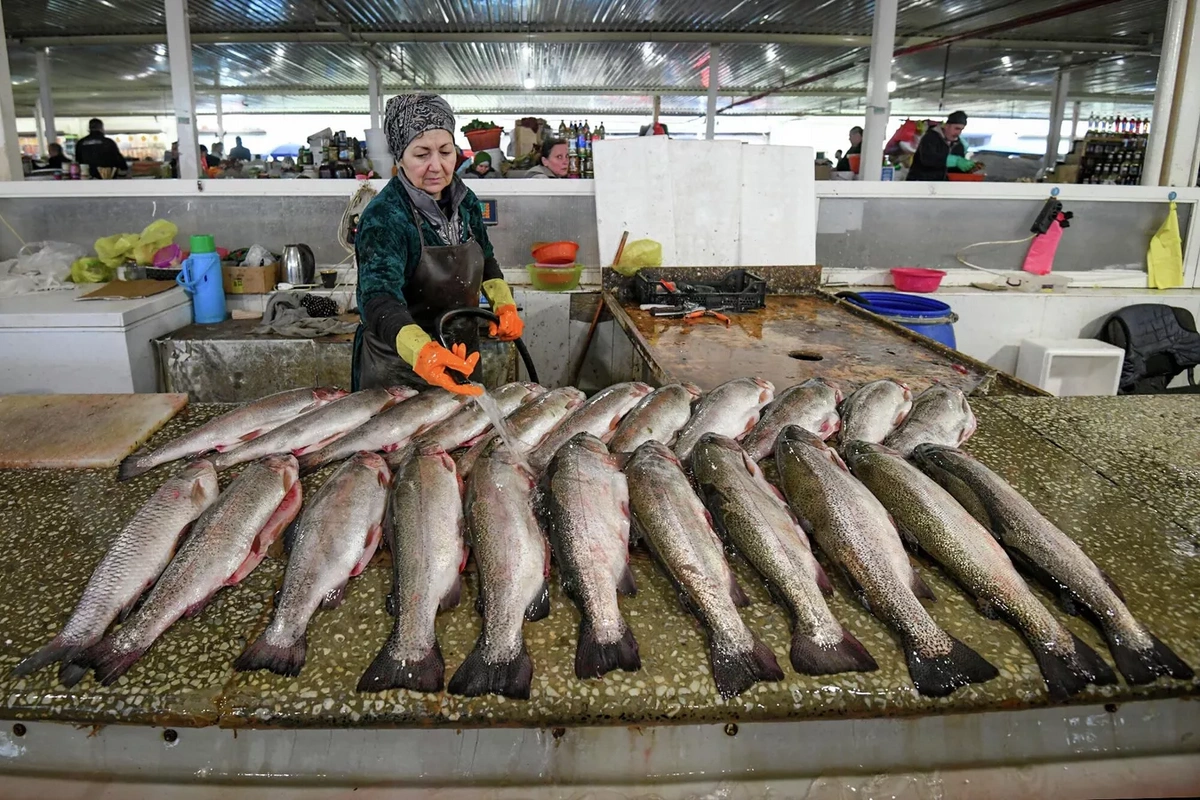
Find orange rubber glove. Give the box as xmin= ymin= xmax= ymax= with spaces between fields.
xmin=489 ymin=304 xmax=524 ymax=341
xmin=413 ymin=341 xmax=483 ymax=396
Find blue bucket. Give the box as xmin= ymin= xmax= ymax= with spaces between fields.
xmin=840 ymin=291 xmax=958 ymax=349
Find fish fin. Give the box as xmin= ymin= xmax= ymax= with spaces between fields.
xmin=226 ymin=549 xmax=268 ymax=587
xmin=1002 ymin=545 xmax=1076 ymax=611
xmin=813 ymin=561 xmax=834 ymax=597
xmin=183 ymin=591 xmax=218 ymax=618
xmin=439 ymin=575 xmax=463 ymax=612
xmin=117 ymin=452 xmax=153 ymax=482
xmin=910 ymin=569 xmax=937 ymax=602
xmin=320 ymin=582 xmax=347 ymax=611
xmin=616 ymin=563 xmax=638 ymax=597
xmin=349 ymin=524 xmax=383 ymax=577
xmin=904 ymin=634 xmax=998 ymax=697
xmin=239 ymin=429 xmax=265 ymax=442
xmin=841 ymin=567 xmax=871 ymax=612
xmin=976 ymin=597 xmax=1001 ymax=620
xmin=447 ymin=638 xmax=533 ymax=699
xmin=575 ymin=619 xmax=641 ymax=679
xmin=282 ymin=519 xmax=302 ymax=555
xmin=790 ymin=628 xmax=878 ymax=676
xmin=1029 ymin=632 xmax=1117 ymax=702
xmin=234 ymin=633 xmax=307 ymax=676
xmin=295 ymin=452 xmax=325 ymax=475
xmin=116 ymin=592 xmax=143 ymax=624
xmin=710 ymin=637 xmax=784 ymax=699
xmin=525 ymin=580 xmax=551 ymax=622
xmin=357 ymin=639 xmax=444 ymax=693
xmin=1100 ymin=570 xmax=1126 ymax=603
xmin=729 ymin=573 xmax=751 ymax=608
xmin=57 ymin=661 xmax=89 ymax=688
xmin=1105 ymin=631 xmax=1194 ymax=685
xmin=291 ymin=433 xmax=345 ymax=457
xmin=13 ymin=636 xmax=82 ymax=677
xmin=78 ymin=638 xmax=148 ymax=686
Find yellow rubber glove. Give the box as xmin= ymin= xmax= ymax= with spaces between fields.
xmin=395 ymin=324 xmax=434 ymax=367
xmin=482 ymin=278 xmax=524 ymax=341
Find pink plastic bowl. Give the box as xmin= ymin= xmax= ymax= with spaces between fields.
xmin=891 ymin=267 xmax=946 ymax=293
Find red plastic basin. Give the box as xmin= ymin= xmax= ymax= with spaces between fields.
xmin=890 ymin=267 xmax=946 ymax=293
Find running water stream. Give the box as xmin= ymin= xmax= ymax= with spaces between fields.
xmin=469 ymin=383 xmax=533 ymax=473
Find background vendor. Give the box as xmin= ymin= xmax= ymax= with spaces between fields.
xmin=354 ymin=93 xmax=524 ymax=396
xmin=906 ymin=110 xmax=980 ymax=181
xmin=463 ymin=151 xmax=500 ymax=179
xmin=525 ymin=138 xmax=569 ymax=178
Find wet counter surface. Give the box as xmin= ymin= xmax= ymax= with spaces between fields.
xmin=0 ymin=397 xmax=1196 ymax=730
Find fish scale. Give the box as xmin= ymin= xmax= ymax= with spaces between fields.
xmin=837 ymin=379 xmax=913 ymax=447
xmin=672 ymin=377 xmax=775 ymax=462
xmin=883 ymin=385 xmax=976 ymax=457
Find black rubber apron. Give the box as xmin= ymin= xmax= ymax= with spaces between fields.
xmin=354 ymin=205 xmax=485 ymax=391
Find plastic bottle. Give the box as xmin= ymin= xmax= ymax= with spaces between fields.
xmin=176 ymin=234 xmax=227 ymax=324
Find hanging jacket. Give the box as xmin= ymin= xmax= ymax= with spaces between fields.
xmin=1098 ymin=304 xmax=1200 ymax=393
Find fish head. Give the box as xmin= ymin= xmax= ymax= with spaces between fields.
xmin=681 ymin=382 xmax=704 ymax=400
xmin=629 ymin=439 xmax=680 ymax=471
xmin=690 ymin=433 xmax=746 ymax=480
xmin=841 ymin=439 xmax=898 ymax=471
xmin=778 ymin=424 xmax=849 ymax=472
xmin=416 ymin=441 xmax=457 ymax=473
xmin=751 ymin=377 xmax=776 ymax=404
xmin=630 ymin=382 xmax=654 ymax=398
xmin=261 ymin=453 xmax=301 ymax=492
xmin=817 ymin=412 xmax=841 ymax=440
xmin=958 ymin=395 xmax=978 ymax=444
xmin=565 ymin=432 xmax=609 ymax=457
xmin=352 ymin=451 xmax=393 ymax=485
xmin=558 ymin=387 xmax=588 ymax=411
xmin=808 ymin=377 xmax=844 ymax=404
xmin=385 ymin=386 xmax=420 ymax=404
xmin=894 ymin=380 xmax=914 ymax=403
xmin=313 ymin=387 xmax=350 ymax=404
xmin=180 ymin=459 xmax=220 ymax=503
xmin=519 ymin=381 xmax=547 ymax=395
xmin=909 ymin=443 xmax=961 ymax=473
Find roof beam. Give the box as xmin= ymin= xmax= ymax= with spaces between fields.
xmin=6 ymin=30 xmax=1152 ymax=54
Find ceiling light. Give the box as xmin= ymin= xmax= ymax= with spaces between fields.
xmin=1117 ymin=58 xmax=1126 ymax=65
xmin=1001 ymin=55 xmax=1011 ymax=66
xmin=523 ymin=76 xmax=536 ymax=90
xmin=766 ymin=44 xmax=778 ymax=62
xmin=887 ymin=80 xmax=897 ymax=92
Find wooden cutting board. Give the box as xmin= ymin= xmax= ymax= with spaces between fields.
xmin=0 ymin=394 xmax=188 ymax=469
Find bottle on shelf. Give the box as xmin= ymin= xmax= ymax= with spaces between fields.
xmin=596 ymin=120 xmax=606 ymax=140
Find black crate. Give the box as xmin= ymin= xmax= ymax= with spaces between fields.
xmin=632 ymin=269 xmax=767 ymax=311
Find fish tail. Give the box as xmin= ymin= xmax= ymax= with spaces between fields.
xmin=77 ymin=638 xmax=148 ymax=686
xmin=790 ymin=627 xmax=878 ymax=676
xmin=233 ymin=632 xmax=308 ymax=677
xmin=1105 ymin=632 xmax=1194 ymax=685
xmin=294 ymin=451 xmax=326 ymax=475
xmin=1030 ymin=632 xmax=1117 ymax=701
xmin=117 ymin=452 xmax=153 ymax=481
xmin=574 ymin=618 xmax=641 ymax=679
xmin=357 ymin=639 xmax=444 ymax=694
xmin=710 ymin=637 xmax=784 ymax=699
xmin=447 ymin=638 xmax=533 ymax=700
xmin=12 ymin=636 xmax=83 ymax=677
xmin=57 ymin=661 xmax=90 ymax=688
xmin=904 ymin=634 xmax=998 ymax=697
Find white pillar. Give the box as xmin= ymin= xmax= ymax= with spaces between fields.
xmin=35 ymin=48 xmax=55 ymax=154
xmin=1044 ymin=69 xmax=1070 ymax=170
xmin=0 ymin=2 xmax=24 ymax=182
xmin=1070 ymin=100 xmax=1081 ymax=144
xmin=368 ymin=62 xmax=382 ymax=130
xmin=214 ymin=93 xmax=224 ymax=150
xmin=861 ymin=0 xmax=898 ymax=181
xmin=652 ymin=95 xmax=661 ymax=125
xmin=33 ymin=99 xmax=46 ymax=157
xmin=705 ymin=44 xmax=720 ymax=141
xmin=1144 ymin=0 xmax=1188 ymax=185
xmin=1165 ymin=0 xmax=1200 ymax=187
xmin=165 ymin=0 xmax=199 ymax=180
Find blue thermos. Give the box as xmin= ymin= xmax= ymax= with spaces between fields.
xmin=176 ymin=234 xmax=226 ymax=324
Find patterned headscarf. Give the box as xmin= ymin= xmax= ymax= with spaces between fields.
xmin=384 ymin=94 xmax=455 ymax=158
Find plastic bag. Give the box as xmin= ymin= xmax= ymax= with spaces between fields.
xmin=132 ymin=219 xmax=178 ymax=265
xmin=95 ymin=232 xmax=141 ymax=267
xmin=240 ymin=244 xmax=277 ymax=267
xmin=71 ymin=256 xmax=117 ymax=283
xmin=613 ymin=238 xmax=662 ymax=276
xmin=0 ymin=241 xmax=84 ymax=295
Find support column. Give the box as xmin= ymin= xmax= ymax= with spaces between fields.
xmin=213 ymin=66 xmax=223 ymax=151
xmin=368 ymin=62 xmax=382 ymax=130
xmin=33 ymin=99 xmax=45 ymax=157
xmin=1145 ymin=0 xmax=1188 ymax=185
xmin=705 ymin=44 xmax=720 ymax=140
xmin=1070 ymin=100 xmax=1081 ymax=144
xmin=165 ymin=0 xmax=199 ymax=180
xmin=35 ymin=48 xmax=55 ymax=154
xmin=0 ymin=1 xmax=24 ymax=182
xmin=1044 ymin=69 xmax=1070 ymax=170
xmin=652 ymin=95 xmax=661 ymax=125
xmin=861 ymin=0 xmax=898 ymax=181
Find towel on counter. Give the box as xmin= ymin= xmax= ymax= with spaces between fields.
xmin=1147 ymin=201 xmax=1184 ymax=289
xmin=253 ymin=291 xmax=357 ymax=338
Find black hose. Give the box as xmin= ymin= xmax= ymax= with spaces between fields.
xmin=434 ymin=307 xmax=540 ymax=385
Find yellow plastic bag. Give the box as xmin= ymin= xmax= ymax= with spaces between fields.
xmin=94 ymin=233 xmax=141 ymax=267
xmin=132 ymin=219 xmax=179 ymax=265
xmin=613 ymin=238 xmax=662 ymax=276
xmin=70 ymin=256 xmax=117 ymax=283
xmin=1147 ymin=201 xmax=1184 ymax=289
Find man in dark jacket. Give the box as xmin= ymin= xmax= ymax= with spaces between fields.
xmin=835 ymin=126 xmax=863 ymax=171
xmin=74 ymin=118 xmax=128 ymax=178
xmin=906 ymin=110 xmax=978 ymax=181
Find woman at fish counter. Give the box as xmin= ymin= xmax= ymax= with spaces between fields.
xmin=353 ymin=93 xmax=525 ymax=396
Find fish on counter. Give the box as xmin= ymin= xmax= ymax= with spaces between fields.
xmin=837 ymin=379 xmax=913 ymax=447
xmin=212 ymin=388 xmax=411 ymax=471
xmin=882 ymin=384 xmax=976 ymax=458
xmin=846 ymin=441 xmax=1117 ymax=700
xmin=625 ymin=440 xmax=784 ymax=698
xmin=540 ymin=433 xmax=641 ymax=679
xmin=608 ymin=383 xmax=703 ymax=454
xmin=236 ymin=452 xmax=391 ymax=677
xmin=297 ymin=388 xmax=465 ymax=474
xmin=673 ymin=377 xmax=775 ymax=462
xmin=358 ymin=444 xmax=467 ymax=693
xmin=405 ymin=382 xmax=545 ymax=461
xmin=740 ymin=378 xmax=842 ymax=461
xmin=448 ymin=440 xmax=550 ymax=699
xmin=914 ymin=444 xmax=1194 ymax=686
xmin=691 ymin=434 xmax=877 ymax=676
xmin=456 ymin=387 xmax=587 ymax=477
xmin=527 ymin=382 xmax=653 ymax=472
xmin=775 ymin=426 xmax=997 ymax=697
xmin=77 ymin=455 xmax=303 ymax=685
xmin=15 ymin=461 xmax=220 ymax=684
xmin=119 ymin=387 xmax=348 ymax=480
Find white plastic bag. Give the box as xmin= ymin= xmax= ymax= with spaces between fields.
xmin=0 ymin=241 xmax=85 ymax=296
xmin=240 ymin=244 xmax=277 ymax=267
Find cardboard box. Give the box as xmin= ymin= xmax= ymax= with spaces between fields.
xmin=814 ymin=163 xmax=832 ymax=180
xmin=222 ymin=264 xmax=277 ymax=294
xmin=512 ymin=126 xmax=540 ymax=160
xmin=1052 ymin=164 xmax=1080 ymax=184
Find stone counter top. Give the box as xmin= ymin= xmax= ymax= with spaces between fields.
xmin=0 ymin=397 xmax=1196 ymax=730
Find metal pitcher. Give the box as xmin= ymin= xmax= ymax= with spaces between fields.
xmin=281 ymin=243 xmax=316 ymax=285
